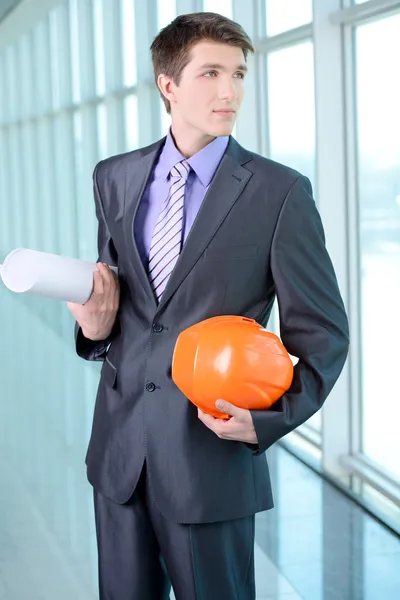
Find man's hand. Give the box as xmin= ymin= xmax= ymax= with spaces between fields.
xmin=66 ymin=263 xmax=120 ymax=341
xmin=197 ymin=400 xmax=258 ymax=445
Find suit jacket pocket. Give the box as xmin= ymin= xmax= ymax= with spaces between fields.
xmin=102 ymin=355 xmax=117 ymax=389
xmin=203 ymin=244 xmax=258 ymax=260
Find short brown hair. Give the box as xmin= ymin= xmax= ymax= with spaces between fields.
xmin=150 ymin=12 xmax=255 ymax=114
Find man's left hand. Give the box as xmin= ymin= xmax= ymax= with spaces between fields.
xmin=197 ymin=400 xmax=258 ymax=445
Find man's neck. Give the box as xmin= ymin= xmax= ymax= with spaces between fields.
xmin=170 ymin=122 xmax=216 ymax=158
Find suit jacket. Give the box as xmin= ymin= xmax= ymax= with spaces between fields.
xmin=75 ymin=136 xmax=349 ymax=524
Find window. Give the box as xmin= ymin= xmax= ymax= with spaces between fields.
xmin=97 ymin=102 xmax=108 ymax=158
xmin=266 ymin=0 xmax=313 ymax=37
xmin=267 ymin=42 xmax=316 ymax=184
xmin=93 ymin=0 xmax=105 ymax=96
xmin=121 ymin=0 xmax=137 ymax=87
xmin=355 ymin=14 xmax=400 ymax=479
xmin=267 ymin=41 xmax=320 ymax=433
xmin=157 ymin=0 xmax=176 ymax=30
xmin=69 ymin=0 xmax=81 ymax=103
xmin=124 ymin=94 xmax=139 ymax=150
xmin=203 ymin=0 xmax=233 ymax=19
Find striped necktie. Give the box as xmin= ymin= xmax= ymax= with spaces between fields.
xmin=148 ymin=159 xmax=190 ymax=301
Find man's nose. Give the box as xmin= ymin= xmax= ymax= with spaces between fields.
xmin=218 ymin=77 xmax=238 ymax=102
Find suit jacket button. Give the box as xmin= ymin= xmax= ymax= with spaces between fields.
xmin=146 ymin=382 xmax=156 ymax=392
xmin=152 ymin=323 xmax=164 ymax=333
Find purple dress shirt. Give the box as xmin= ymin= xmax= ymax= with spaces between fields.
xmin=134 ymin=131 xmax=229 ymax=267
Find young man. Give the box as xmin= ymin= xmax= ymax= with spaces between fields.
xmin=68 ymin=12 xmax=349 ymax=600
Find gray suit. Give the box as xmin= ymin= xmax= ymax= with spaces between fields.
xmin=75 ymin=136 xmax=349 ymax=598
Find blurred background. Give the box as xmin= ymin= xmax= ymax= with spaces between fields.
xmin=0 ymin=0 xmax=399 ymax=598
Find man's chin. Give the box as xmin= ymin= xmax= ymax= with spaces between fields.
xmin=206 ymin=123 xmax=235 ymax=138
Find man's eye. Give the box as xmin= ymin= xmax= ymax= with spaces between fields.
xmin=235 ymin=72 xmax=245 ymax=79
xmin=204 ymin=71 xmax=217 ymax=77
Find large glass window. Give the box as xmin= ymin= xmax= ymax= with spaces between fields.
xmin=124 ymin=94 xmax=139 ymax=151
xmin=267 ymin=41 xmax=320 ymax=433
xmin=266 ymin=0 xmax=313 ymax=37
xmin=93 ymin=0 xmax=105 ymax=96
xmin=157 ymin=0 xmax=176 ymax=30
xmin=267 ymin=42 xmax=316 ymax=188
xmin=97 ymin=102 xmax=108 ymax=158
xmin=69 ymin=0 xmax=81 ymax=104
xmin=355 ymin=14 xmax=400 ymax=480
xmin=203 ymin=0 xmax=233 ymax=19
xmin=121 ymin=0 xmax=137 ymax=87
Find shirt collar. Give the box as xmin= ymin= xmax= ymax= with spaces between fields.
xmin=157 ymin=129 xmax=229 ymax=187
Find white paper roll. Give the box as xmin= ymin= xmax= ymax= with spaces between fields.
xmin=0 ymin=248 xmax=117 ymax=304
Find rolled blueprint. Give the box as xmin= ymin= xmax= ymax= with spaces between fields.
xmin=0 ymin=248 xmax=117 ymax=304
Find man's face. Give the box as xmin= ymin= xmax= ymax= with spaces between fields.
xmin=166 ymin=41 xmax=247 ymax=138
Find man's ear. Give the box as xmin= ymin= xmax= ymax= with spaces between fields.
xmin=158 ymin=74 xmax=176 ymax=107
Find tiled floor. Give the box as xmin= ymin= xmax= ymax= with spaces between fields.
xmin=0 ymin=446 xmax=399 ymax=599
xmin=254 ymin=544 xmax=302 ymax=599
xmin=255 ymin=449 xmax=400 ymax=600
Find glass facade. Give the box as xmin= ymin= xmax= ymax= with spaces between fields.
xmin=355 ymin=14 xmax=400 ymax=480
xmin=266 ymin=40 xmax=321 ymax=434
xmin=266 ymin=0 xmax=313 ymax=36
xmin=203 ymin=0 xmax=232 ymax=18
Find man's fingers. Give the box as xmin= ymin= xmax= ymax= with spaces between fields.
xmin=99 ymin=263 xmax=119 ymax=293
xmin=197 ymin=409 xmax=217 ymax=431
xmin=198 ymin=407 xmax=258 ymax=445
xmin=102 ymin=265 xmax=120 ymax=309
xmin=91 ymin=265 xmax=104 ymax=297
xmin=215 ymin=400 xmax=243 ymax=419
xmin=99 ymin=263 xmax=112 ymax=291
xmin=198 ymin=408 xmax=233 ymax=439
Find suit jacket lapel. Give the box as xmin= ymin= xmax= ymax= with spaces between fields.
xmin=158 ymin=138 xmax=253 ymax=310
xmin=123 ymin=138 xmax=165 ymax=309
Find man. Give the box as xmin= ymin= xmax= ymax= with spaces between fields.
xmin=68 ymin=12 xmax=349 ymax=600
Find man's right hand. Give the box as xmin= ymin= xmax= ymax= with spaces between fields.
xmin=67 ymin=263 xmax=120 ymax=341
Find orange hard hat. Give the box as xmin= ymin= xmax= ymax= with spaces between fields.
xmin=172 ymin=315 xmax=294 ymax=419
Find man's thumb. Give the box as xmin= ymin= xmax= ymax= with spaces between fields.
xmin=215 ymin=400 xmax=239 ymax=415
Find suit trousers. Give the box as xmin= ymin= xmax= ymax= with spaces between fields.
xmin=93 ymin=461 xmax=256 ymax=600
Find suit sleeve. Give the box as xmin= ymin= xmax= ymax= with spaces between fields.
xmin=249 ymin=175 xmax=349 ymax=455
xmin=74 ymin=162 xmax=120 ymax=362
